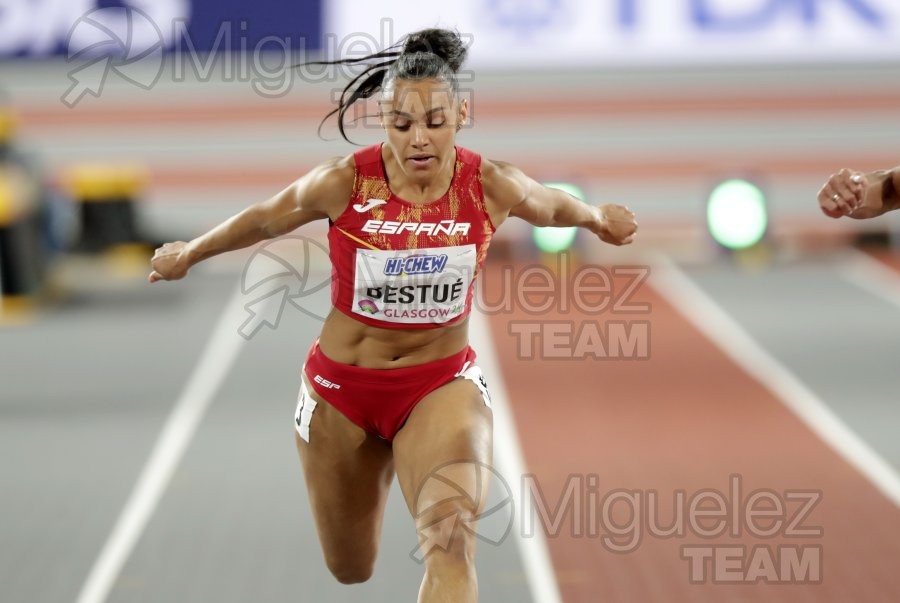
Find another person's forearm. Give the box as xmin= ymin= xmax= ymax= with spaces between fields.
xmin=822 ymin=165 xmax=900 ymax=220
xmin=878 ymin=166 xmax=900 ymax=212
xmin=849 ymin=166 xmax=900 ymax=219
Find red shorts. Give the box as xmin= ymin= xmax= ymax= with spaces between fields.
xmin=294 ymin=340 xmax=492 ymax=442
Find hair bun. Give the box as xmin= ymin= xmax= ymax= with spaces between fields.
xmin=402 ymin=28 xmax=468 ymax=72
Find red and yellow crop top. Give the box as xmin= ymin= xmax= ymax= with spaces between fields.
xmin=327 ymin=143 xmax=495 ymax=329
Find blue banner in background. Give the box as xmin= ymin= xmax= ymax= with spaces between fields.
xmin=177 ymin=0 xmax=322 ymax=53
xmin=0 ymin=0 xmax=322 ymax=58
xmin=326 ymin=0 xmax=900 ymax=67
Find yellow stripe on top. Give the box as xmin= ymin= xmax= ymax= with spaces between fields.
xmin=336 ymin=227 xmax=381 ymax=251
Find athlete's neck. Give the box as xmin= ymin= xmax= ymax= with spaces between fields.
xmin=382 ymin=145 xmax=456 ymax=203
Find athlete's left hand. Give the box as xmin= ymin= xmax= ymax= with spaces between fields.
xmin=595 ymin=204 xmax=637 ymax=246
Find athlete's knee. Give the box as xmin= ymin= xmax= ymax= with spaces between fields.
xmin=416 ymin=500 xmax=479 ymax=567
xmin=324 ymin=555 xmax=376 ymax=585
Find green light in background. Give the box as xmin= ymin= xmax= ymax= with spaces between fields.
xmin=706 ymin=179 xmax=768 ymax=250
xmin=533 ymin=182 xmax=582 ymax=253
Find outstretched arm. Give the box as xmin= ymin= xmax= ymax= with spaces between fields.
xmin=482 ymin=159 xmax=637 ymax=245
xmin=149 ymin=156 xmax=354 ymax=282
xmin=818 ymin=166 xmax=900 ymax=220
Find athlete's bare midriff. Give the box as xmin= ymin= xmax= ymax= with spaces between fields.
xmin=317 ymin=308 xmax=470 ymax=368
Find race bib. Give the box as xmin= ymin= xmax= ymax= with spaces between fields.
xmin=352 ymin=245 xmax=476 ymax=324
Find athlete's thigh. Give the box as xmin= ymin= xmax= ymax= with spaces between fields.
xmin=294 ymin=375 xmax=394 ymax=567
xmin=392 ymin=377 xmax=493 ymax=517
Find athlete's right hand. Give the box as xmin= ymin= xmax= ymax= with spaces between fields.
xmin=148 ymin=241 xmax=191 ymax=283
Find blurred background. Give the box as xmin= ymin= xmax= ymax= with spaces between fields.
xmin=1 ymin=1 xmax=899 ymax=602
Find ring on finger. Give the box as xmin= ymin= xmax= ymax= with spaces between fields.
xmin=832 ymin=194 xmax=841 ymax=202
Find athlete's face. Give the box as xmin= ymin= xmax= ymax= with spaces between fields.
xmin=380 ymin=78 xmax=468 ymax=183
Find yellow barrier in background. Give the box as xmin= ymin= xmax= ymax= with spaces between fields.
xmin=0 ymin=100 xmax=46 ymax=323
xmin=64 ymin=163 xmax=148 ymax=252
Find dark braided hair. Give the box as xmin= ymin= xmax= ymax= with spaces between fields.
xmin=303 ymin=28 xmax=468 ymax=143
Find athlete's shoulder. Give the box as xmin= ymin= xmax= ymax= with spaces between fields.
xmin=307 ymin=154 xmax=355 ymax=189
xmin=298 ymin=154 xmax=356 ymax=218
xmin=480 ymin=158 xmax=527 ymax=209
xmin=480 ymin=157 xmax=521 ymax=178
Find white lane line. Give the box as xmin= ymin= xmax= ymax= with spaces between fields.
xmin=648 ymin=254 xmax=900 ymax=507
xmin=76 ymin=285 xmax=254 ymax=603
xmin=470 ymin=307 xmax=563 ymax=603
xmin=838 ymin=248 xmax=900 ymax=311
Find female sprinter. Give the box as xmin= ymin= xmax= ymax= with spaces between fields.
xmin=148 ymin=28 xmax=637 ymax=603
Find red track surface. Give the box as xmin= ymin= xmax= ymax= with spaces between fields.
xmin=482 ymin=256 xmax=900 ymax=602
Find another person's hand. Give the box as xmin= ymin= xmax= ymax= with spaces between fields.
xmin=818 ymin=169 xmax=868 ymax=218
xmin=148 ymin=241 xmax=192 ymax=283
xmin=595 ymin=204 xmax=638 ymax=246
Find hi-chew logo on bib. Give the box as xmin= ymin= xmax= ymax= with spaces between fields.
xmin=353 ymin=245 xmax=476 ymax=324
xmin=384 ymin=254 xmax=449 ymax=276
